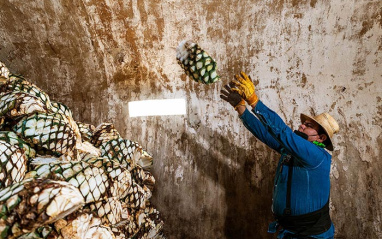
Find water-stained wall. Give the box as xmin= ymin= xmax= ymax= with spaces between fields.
xmin=0 ymin=0 xmax=381 ymax=238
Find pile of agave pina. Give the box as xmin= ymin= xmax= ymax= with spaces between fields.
xmin=0 ymin=61 xmax=165 ymax=239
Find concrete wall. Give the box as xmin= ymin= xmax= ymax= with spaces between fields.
xmin=0 ymin=0 xmax=381 ymax=238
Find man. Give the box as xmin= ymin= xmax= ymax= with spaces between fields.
xmin=220 ymin=72 xmax=339 ymax=239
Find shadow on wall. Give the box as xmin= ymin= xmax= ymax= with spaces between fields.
xmin=179 ymin=120 xmax=278 ymax=239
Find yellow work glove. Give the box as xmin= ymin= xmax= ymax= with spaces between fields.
xmin=231 ymin=71 xmax=259 ymax=106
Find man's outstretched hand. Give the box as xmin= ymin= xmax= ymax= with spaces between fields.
xmin=231 ymin=71 xmax=258 ymax=106
xmin=220 ymin=83 xmax=245 ymax=109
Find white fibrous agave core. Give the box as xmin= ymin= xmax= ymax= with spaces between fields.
xmin=176 ymin=40 xmax=195 ymax=62
xmin=0 ymin=61 xmax=10 ymax=79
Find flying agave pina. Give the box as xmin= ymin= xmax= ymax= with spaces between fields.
xmin=0 ymin=178 xmax=84 ymax=239
xmin=176 ymin=40 xmax=220 ymax=85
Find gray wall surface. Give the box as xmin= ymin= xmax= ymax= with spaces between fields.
xmin=1 ymin=0 xmax=381 ymax=238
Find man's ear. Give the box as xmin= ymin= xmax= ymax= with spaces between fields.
xmin=317 ymin=134 xmax=327 ymax=143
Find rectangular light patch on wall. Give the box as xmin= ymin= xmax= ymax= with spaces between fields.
xmin=128 ymin=98 xmax=187 ymax=117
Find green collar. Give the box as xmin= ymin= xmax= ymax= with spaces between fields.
xmin=313 ymin=141 xmax=326 ymax=148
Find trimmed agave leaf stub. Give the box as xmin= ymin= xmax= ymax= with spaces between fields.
xmin=134 ymin=206 xmax=165 ymax=239
xmin=13 ymin=112 xmax=77 ymax=155
xmin=91 ymin=123 xmax=121 ymax=148
xmin=117 ymin=205 xmax=165 ymax=239
xmin=136 ymin=149 xmax=154 ymax=170
xmin=130 ymin=165 xmax=156 ymax=192
xmin=77 ymin=141 xmax=101 ymax=159
xmin=0 ymin=62 xmax=10 ymax=80
xmin=176 ymin=40 xmax=220 ymax=85
xmin=108 ymin=167 xmax=132 ymax=200
xmin=124 ymin=181 xmax=152 ymax=210
xmin=76 ymin=121 xmax=95 ymax=142
xmin=50 ymin=101 xmax=73 ymax=119
xmin=0 ymin=117 xmax=4 ymax=130
xmin=89 ymin=197 xmax=123 ymax=225
xmin=113 ymin=205 xmax=139 ymax=238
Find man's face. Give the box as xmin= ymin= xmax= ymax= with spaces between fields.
xmin=298 ymin=119 xmax=321 ymax=142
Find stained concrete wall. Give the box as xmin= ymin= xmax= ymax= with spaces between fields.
xmin=0 ymin=0 xmax=381 ymax=238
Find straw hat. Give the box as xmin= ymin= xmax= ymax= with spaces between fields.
xmin=300 ymin=112 xmax=340 ymax=151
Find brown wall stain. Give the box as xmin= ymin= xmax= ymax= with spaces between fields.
xmin=310 ymin=0 xmax=318 ymax=8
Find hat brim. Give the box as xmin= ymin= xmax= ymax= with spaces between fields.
xmin=300 ymin=113 xmax=334 ymax=151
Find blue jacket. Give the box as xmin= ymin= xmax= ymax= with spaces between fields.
xmin=239 ymin=101 xmax=334 ymax=238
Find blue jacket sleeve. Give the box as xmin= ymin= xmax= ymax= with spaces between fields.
xmin=252 ymin=101 xmax=330 ymax=168
xmin=239 ymin=108 xmax=281 ymax=153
